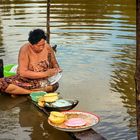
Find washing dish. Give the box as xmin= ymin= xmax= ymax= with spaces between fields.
xmin=48 ymin=72 xmax=62 ymax=85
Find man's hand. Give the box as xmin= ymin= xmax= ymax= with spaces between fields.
xmin=47 ymin=68 xmax=59 ymax=77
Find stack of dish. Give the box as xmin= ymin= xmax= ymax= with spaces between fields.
xmin=48 ymin=111 xmax=100 ymax=132
xmin=30 ymin=91 xmax=100 ymax=133
xmin=30 ymin=91 xmax=79 ymax=111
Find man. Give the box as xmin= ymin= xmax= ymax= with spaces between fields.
xmin=0 ymin=29 xmax=61 ymax=95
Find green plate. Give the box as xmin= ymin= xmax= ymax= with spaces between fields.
xmin=30 ymin=91 xmax=47 ymax=102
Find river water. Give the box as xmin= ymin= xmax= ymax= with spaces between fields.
xmin=0 ymin=0 xmax=136 ymax=139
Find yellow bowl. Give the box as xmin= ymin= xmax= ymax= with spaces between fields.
xmin=48 ymin=111 xmax=67 ymax=124
xmin=44 ymin=93 xmax=58 ymax=102
xmin=38 ymin=100 xmax=45 ymax=107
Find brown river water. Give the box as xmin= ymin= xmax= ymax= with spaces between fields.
xmin=0 ymin=0 xmax=136 ymax=139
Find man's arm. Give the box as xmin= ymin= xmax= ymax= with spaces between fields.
xmin=48 ymin=46 xmax=60 ymax=69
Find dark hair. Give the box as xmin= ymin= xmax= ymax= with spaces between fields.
xmin=28 ymin=29 xmax=47 ymax=45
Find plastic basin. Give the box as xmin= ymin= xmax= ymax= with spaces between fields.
xmin=4 ymin=64 xmax=17 ymax=77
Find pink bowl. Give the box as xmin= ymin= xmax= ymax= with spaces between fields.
xmin=65 ymin=118 xmax=86 ymax=127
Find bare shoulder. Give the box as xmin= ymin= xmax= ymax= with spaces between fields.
xmin=45 ymin=43 xmax=53 ymax=52
xmin=19 ymin=43 xmax=30 ymax=52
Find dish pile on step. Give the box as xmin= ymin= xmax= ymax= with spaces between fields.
xmin=30 ymin=91 xmax=78 ymax=111
xmin=48 ymin=111 xmax=100 ymax=132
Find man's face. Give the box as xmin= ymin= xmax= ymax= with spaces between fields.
xmin=32 ymin=39 xmax=45 ymax=53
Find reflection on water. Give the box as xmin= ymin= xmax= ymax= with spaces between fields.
xmin=111 ymin=44 xmax=136 ymax=124
xmin=0 ymin=95 xmax=73 ymax=140
xmin=0 ymin=0 xmax=136 ymax=139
